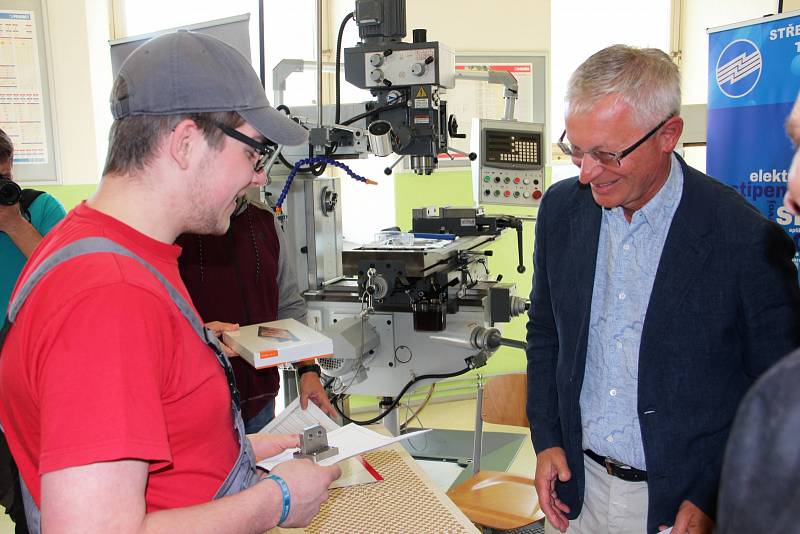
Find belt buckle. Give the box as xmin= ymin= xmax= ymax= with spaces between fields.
xmin=603 ymin=457 xmax=615 ymax=476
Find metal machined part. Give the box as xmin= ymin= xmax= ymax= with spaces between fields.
xmin=321 ymin=187 xmax=338 ymax=216
xmin=364 ymin=267 xmax=378 ymax=312
xmin=367 ymin=120 xmax=394 ymax=157
xmin=371 ymin=273 xmax=389 ymax=299
xmin=470 ymin=325 xmax=502 ymax=351
xmin=510 ymin=295 xmax=530 ymax=317
xmin=410 ymin=155 xmax=436 ymax=175
xmin=293 ymin=424 xmax=339 ymax=462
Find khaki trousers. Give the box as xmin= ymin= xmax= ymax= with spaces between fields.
xmin=545 ymin=454 xmax=648 ymax=534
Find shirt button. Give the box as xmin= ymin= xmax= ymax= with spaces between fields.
xmin=610 ymin=389 xmax=617 ymax=397
xmin=616 ymin=341 xmax=623 ymax=349
xmin=623 ymin=244 xmax=630 ymax=251
xmin=618 ymin=292 xmax=626 ymax=300
xmin=606 ymin=435 xmax=614 ymax=443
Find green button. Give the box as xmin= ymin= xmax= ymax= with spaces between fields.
xmin=503 ymin=177 xmax=511 ymax=183
xmin=493 ymin=190 xmax=500 ymax=196
xmin=484 ymin=175 xmax=491 ymax=182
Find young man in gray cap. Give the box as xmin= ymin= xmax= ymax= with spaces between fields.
xmin=0 ymin=30 xmax=340 ymax=533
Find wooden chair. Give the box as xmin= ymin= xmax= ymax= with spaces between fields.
xmin=446 ymin=374 xmax=544 ymax=532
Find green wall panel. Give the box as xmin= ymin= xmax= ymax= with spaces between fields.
xmin=36 ymin=184 xmax=97 ymax=210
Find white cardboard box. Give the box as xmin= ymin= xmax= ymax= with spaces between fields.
xmin=222 ymin=318 xmax=333 ymax=369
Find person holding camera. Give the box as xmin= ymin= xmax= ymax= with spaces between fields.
xmin=0 ymin=127 xmax=66 ymax=316
xmin=0 ymin=128 xmax=65 ymax=529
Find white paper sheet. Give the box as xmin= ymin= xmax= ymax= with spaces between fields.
xmin=330 ymin=456 xmax=383 ymax=489
xmin=258 ymin=397 xmax=339 ymax=435
xmin=257 ymin=424 xmax=432 ymax=470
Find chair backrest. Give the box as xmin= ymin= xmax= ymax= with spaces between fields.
xmin=481 ymin=373 xmax=528 ymax=428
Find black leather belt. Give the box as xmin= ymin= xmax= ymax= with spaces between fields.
xmin=584 ymin=449 xmax=648 ymax=482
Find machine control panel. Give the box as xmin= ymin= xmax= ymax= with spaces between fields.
xmin=479 ymin=171 xmax=543 ymax=202
xmin=471 ymin=119 xmax=546 ymax=206
xmin=346 ymin=41 xmax=456 ymax=90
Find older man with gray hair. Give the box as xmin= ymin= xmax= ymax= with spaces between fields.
xmin=525 ymin=44 xmax=800 ymax=534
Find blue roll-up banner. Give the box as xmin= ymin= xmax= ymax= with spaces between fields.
xmin=708 ymin=11 xmax=800 ymax=272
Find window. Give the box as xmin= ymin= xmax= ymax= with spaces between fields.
xmin=114 ymin=0 xmax=319 ymax=104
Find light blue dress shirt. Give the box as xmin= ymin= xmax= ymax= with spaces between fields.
xmin=580 ymin=154 xmax=684 ymax=470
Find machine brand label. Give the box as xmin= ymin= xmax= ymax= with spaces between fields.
xmin=413 ymin=115 xmax=430 ymax=124
xmin=460 ymin=218 xmax=476 ymax=227
xmin=414 ymin=98 xmax=428 ymax=108
xmin=715 ymin=39 xmax=762 ymax=98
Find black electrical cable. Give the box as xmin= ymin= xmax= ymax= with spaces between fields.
xmin=276 ymin=33 xmax=359 ymax=178
xmin=273 ymin=104 xmax=327 ymax=174
xmin=341 ymin=100 xmax=406 ymax=127
xmin=277 ymin=152 xmax=296 ymax=171
xmin=335 ymin=12 xmax=355 ymax=125
xmin=277 ymin=151 xmax=328 ymax=174
xmin=332 ymin=366 xmax=472 ymax=425
xmin=285 ymin=12 xmax=396 ymax=171
xmin=312 ymin=145 xmax=332 ymax=175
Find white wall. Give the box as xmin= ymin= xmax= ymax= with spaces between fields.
xmin=680 ymin=0 xmax=778 ymax=105
xmin=405 ymin=0 xmax=550 ymax=51
xmin=44 ymin=0 xmax=111 ymax=185
xmin=549 ymin=0 xmax=672 ymax=183
xmin=85 ymin=0 xmax=113 ymax=179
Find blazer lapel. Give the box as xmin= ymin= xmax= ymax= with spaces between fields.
xmin=569 ymin=188 xmax=602 ymax=376
xmin=640 ymin=162 xmax=712 ymax=369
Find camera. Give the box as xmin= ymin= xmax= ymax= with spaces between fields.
xmin=0 ymin=176 xmax=21 ymax=206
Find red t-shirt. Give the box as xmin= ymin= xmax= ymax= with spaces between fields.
xmin=0 ymin=202 xmax=239 ymax=510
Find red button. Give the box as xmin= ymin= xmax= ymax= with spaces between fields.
xmin=504 ymin=190 xmax=511 ymax=197
xmin=532 ymin=190 xmax=542 ymax=199
xmin=514 ymin=177 xmax=521 ymax=184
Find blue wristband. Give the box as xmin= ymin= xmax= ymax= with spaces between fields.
xmin=267 ymin=474 xmax=291 ymax=525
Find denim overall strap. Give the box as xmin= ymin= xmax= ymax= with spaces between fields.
xmin=4 ymin=237 xmax=259 ymax=533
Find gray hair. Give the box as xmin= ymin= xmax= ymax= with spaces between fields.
xmin=566 ymin=44 xmax=681 ymax=127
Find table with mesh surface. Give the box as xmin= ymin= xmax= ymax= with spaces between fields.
xmin=269 ymin=444 xmax=480 ymax=534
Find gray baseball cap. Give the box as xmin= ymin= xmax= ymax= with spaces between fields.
xmin=110 ymin=30 xmax=308 ymax=147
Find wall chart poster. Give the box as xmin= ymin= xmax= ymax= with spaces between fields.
xmin=0 ymin=10 xmax=47 ymax=164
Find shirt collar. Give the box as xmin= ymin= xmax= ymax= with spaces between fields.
xmin=608 ymin=153 xmax=683 ymax=232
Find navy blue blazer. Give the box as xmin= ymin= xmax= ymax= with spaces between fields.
xmin=525 ymin=156 xmax=800 ymax=533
